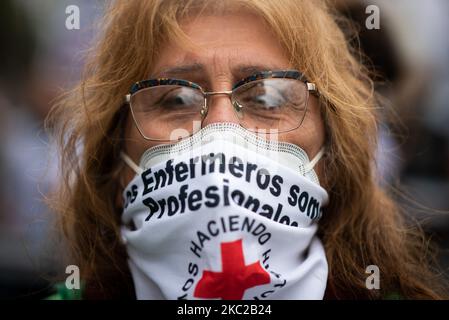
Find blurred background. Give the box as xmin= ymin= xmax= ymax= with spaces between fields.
xmin=0 ymin=0 xmax=448 ymax=299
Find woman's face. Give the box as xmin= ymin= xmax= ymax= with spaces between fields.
xmin=123 ymin=12 xmax=325 ymax=186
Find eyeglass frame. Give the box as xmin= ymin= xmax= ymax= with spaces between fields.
xmin=125 ymin=70 xmax=319 ymax=141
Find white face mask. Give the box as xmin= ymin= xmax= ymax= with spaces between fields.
xmin=120 ymin=123 xmax=329 ymax=300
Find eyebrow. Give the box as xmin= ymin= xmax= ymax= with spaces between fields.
xmin=235 ymin=65 xmax=275 ymax=77
xmin=155 ymin=63 xmax=205 ymax=77
xmin=154 ymin=63 xmax=284 ymax=79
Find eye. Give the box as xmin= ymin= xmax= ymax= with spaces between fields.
xmin=162 ymin=95 xmax=188 ymax=107
xmin=239 ymin=83 xmax=286 ymax=109
xmin=155 ymin=87 xmax=203 ymax=110
xmin=159 ymin=90 xmax=191 ymax=108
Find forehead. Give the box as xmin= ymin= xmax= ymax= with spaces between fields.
xmin=151 ymin=12 xmax=291 ymax=78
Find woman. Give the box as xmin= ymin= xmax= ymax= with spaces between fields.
xmin=47 ymin=0 xmax=446 ymax=299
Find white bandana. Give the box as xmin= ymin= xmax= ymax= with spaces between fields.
xmin=121 ymin=123 xmax=329 ymax=300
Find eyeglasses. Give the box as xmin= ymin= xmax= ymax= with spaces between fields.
xmin=125 ymin=70 xmax=318 ymax=141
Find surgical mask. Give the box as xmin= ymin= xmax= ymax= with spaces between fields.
xmin=120 ymin=123 xmax=329 ymax=300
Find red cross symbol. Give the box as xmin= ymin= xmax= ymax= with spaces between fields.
xmin=194 ymin=239 xmax=271 ymax=300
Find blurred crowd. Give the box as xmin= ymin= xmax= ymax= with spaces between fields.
xmin=0 ymin=0 xmax=103 ymax=299
xmin=0 ymin=0 xmax=448 ymax=299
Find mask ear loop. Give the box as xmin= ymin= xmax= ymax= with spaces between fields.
xmin=304 ymin=148 xmax=325 ymax=173
xmin=120 ymin=151 xmax=143 ymax=175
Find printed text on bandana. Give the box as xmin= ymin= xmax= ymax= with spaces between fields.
xmin=123 ymin=152 xmax=323 ymax=227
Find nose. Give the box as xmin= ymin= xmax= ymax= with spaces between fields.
xmin=201 ymin=92 xmax=239 ymax=127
